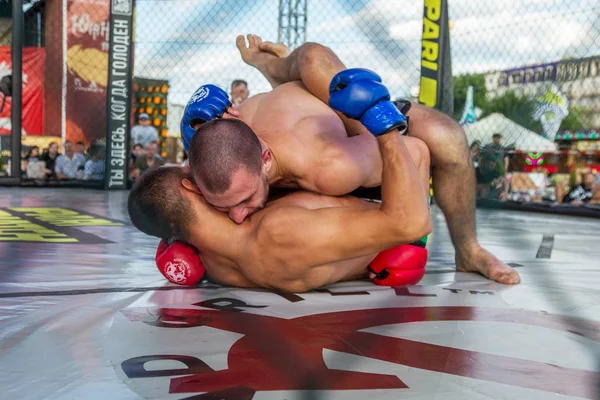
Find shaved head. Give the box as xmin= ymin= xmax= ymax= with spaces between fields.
xmin=128 ymin=166 xmax=196 ymax=242
xmin=188 ymin=119 xmax=262 ymax=194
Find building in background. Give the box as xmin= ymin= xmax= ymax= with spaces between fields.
xmin=484 ymin=55 xmax=600 ymax=129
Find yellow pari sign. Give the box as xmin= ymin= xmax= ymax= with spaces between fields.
xmin=419 ymin=0 xmax=443 ymax=108
xmin=0 ymin=208 xmax=123 ymax=243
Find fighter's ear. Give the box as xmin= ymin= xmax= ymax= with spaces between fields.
xmin=261 ymin=148 xmax=272 ymax=171
xmin=182 ymin=178 xmax=202 ymax=195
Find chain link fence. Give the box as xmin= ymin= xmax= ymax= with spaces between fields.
xmin=1 ymin=0 xmax=599 ymax=202
xmin=0 ymin=1 xmax=598 ymax=397
xmin=131 ymin=0 xmax=600 ymax=208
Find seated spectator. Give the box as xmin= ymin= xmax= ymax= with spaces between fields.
xmin=129 ymin=143 xmax=144 ymax=175
xmin=23 ymin=146 xmax=46 ymax=179
xmin=55 ymin=140 xmax=86 ymax=180
xmin=507 ymin=170 xmax=548 ymax=203
xmin=39 ymin=142 xmax=60 ymax=180
xmin=83 ymin=144 xmax=105 ymax=181
xmin=75 ymin=141 xmax=90 ymax=162
xmin=562 ymin=171 xmax=597 ymax=204
xmin=150 ymin=141 xmax=163 ymax=160
xmin=131 ymin=143 xmax=144 ymax=162
xmin=131 ymin=142 xmax=164 ymax=180
xmin=131 ymin=113 xmax=158 ymax=148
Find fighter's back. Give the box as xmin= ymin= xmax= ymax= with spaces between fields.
xmin=236 ymin=81 xmax=348 ymax=190
xmin=198 ymin=190 xmax=376 ymax=291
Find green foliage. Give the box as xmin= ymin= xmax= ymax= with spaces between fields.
xmin=452 ymin=73 xmax=595 ymax=133
xmin=559 ymin=106 xmax=595 ymax=131
xmin=480 ymin=91 xmax=543 ymax=133
xmin=453 ymin=73 xmax=487 ymax=120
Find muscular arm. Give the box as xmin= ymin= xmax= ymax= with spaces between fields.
xmin=294 ymin=115 xmax=429 ymax=196
xmin=252 ymin=130 xmax=431 ymax=291
xmin=293 ymin=116 xmax=383 ymax=194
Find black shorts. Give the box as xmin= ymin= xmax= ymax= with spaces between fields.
xmin=393 ymin=99 xmax=412 ymax=135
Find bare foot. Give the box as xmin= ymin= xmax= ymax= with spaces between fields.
xmin=236 ymin=34 xmax=290 ymax=87
xmin=456 ymin=245 xmax=521 ymax=285
xmin=258 ymin=41 xmax=291 ymax=58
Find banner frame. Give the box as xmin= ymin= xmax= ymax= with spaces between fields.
xmin=104 ymin=0 xmax=134 ymax=190
xmin=418 ymin=0 xmax=453 ymax=116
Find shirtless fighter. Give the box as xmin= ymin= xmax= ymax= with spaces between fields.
xmin=129 ymin=70 xmax=431 ymax=292
xmin=167 ymin=35 xmax=519 ymax=285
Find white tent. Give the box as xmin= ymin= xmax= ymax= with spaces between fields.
xmin=463 ymin=113 xmax=558 ymax=152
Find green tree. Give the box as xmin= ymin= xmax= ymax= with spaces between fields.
xmin=481 ymin=91 xmax=543 ymax=132
xmin=453 ymin=73 xmax=487 ymax=120
xmin=559 ymin=107 xmax=595 ymax=131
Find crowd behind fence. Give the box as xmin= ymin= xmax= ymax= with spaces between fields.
xmin=0 ymin=0 xmax=599 ymax=206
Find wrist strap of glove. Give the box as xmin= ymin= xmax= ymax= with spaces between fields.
xmin=360 ymin=101 xmax=408 ymax=136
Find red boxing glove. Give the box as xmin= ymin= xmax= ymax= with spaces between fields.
xmin=155 ymin=239 xmax=206 ymax=286
xmin=369 ymin=243 xmax=427 ymax=286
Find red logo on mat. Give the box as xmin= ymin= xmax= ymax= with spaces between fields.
xmin=121 ymin=305 xmax=600 ymax=399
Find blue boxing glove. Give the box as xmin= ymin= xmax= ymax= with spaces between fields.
xmin=329 ymin=68 xmax=407 ymax=136
xmin=180 ymin=84 xmax=231 ymax=151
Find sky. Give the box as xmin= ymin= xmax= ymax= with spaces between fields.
xmin=133 ymin=0 xmax=600 ymax=108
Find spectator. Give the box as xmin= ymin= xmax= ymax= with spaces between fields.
xmin=476 ymin=152 xmax=507 ymax=199
xmin=131 ymin=143 xmax=144 ymax=162
xmin=482 ymin=133 xmax=509 ymax=172
xmin=470 ymin=140 xmax=481 ymax=180
xmin=39 ymin=142 xmax=60 ymax=180
xmin=561 ymin=172 xmax=597 ymax=204
xmin=131 ymin=142 xmax=164 ymax=180
xmin=131 ymin=113 xmax=158 ymax=148
xmin=75 ymin=141 xmax=90 ymax=162
xmin=83 ymin=144 xmax=105 ymax=181
xmin=55 ymin=140 xmax=86 ymax=180
xmin=23 ymin=146 xmax=46 ymax=179
xmin=149 ymin=141 xmax=163 ymax=160
xmin=470 ymin=141 xmax=481 ymax=163
xmin=231 ymin=79 xmax=249 ymax=106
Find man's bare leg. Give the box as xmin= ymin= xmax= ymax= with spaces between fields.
xmin=238 ymin=35 xmax=519 ymax=284
xmin=406 ymin=104 xmax=519 ymax=284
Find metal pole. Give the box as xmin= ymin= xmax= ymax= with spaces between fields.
xmin=302 ymin=0 xmax=307 ymax=44
xmin=11 ymin=0 xmax=23 ymax=182
xmin=277 ymin=0 xmax=283 ymax=44
xmin=286 ymin=0 xmax=292 ymax=48
xmin=293 ymin=0 xmax=299 ymax=48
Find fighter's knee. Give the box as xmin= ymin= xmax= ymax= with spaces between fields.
xmin=410 ymin=104 xmax=469 ymax=150
xmin=432 ymin=115 xmax=468 ymax=148
xmin=418 ymin=114 xmax=470 ymax=167
xmin=298 ymin=42 xmax=334 ymax=66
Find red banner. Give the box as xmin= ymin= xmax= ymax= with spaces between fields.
xmin=0 ymin=47 xmax=45 ymax=136
xmin=66 ymin=0 xmax=110 ymax=145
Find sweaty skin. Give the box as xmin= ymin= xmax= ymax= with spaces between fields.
xmin=231 ymin=34 xmax=520 ymax=285
xmin=197 ymin=192 xmax=378 ymax=291
xmin=179 ymin=127 xmax=431 ymax=292
xmin=204 ymin=81 xmax=431 ymax=224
